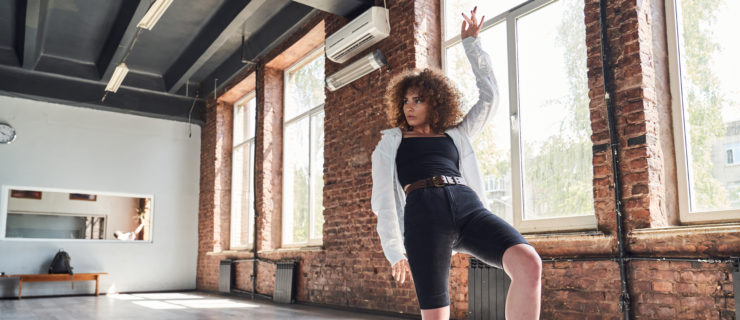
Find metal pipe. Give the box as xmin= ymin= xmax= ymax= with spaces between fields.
xmin=597 ymin=0 xmax=630 ymax=318
xmin=541 ymin=256 xmax=736 ymax=264
xmin=252 ymin=67 xmax=260 ymax=300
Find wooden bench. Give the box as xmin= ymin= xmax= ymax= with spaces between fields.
xmin=0 ymin=273 xmax=107 ymax=299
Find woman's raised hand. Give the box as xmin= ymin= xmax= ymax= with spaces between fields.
xmin=392 ymin=258 xmax=411 ymax=284
xmin=461 ymin=6 xmax=485 ymax=39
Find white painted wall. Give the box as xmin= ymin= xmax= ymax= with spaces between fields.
xmin=0 ymin=95 xmax=201 ymax=297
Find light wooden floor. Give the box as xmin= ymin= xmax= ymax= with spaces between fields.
xmin=0 ymin=291 xmax=412 ymax=320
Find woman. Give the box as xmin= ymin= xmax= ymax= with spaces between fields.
xmin=371 ymin=7 xmax=542 ymax=320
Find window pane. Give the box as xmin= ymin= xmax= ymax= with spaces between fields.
xmin=234 ymin=96 xmax=255 ymax=145
xmin=283 ymin=118 xmax=310 ymax=244
xmin=516 ymin=0 xmax=593 ymax=220
xmin=285 ymin=51 xmax=325 ymax=120
xmin=445 ymin=23 xmax=513 ymax=223
xmin=246 ymin=141 xmax=255 ymax=245
xmin=230 ymin=143 xmax=250 ymax=247
xmin=246 ymin=97 xmax=256 ymax=140
xmin=727 ymin=149 xmax=734 ymax=165
xmin=310 ymin=111 xmax=325 ymax=240
xmin=233 ymin=103 xmax=245 ymax=145
xmin=675 ymin=0 xmax=740 ymax=212
xmin=444 ymin=0 xmax=525 ymax=41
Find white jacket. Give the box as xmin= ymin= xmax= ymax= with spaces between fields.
xmin=371 ymin=36 xmax=500 ymax=266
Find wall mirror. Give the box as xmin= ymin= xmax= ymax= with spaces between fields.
xmin=1 ymin=186 xmax=152 ymax=241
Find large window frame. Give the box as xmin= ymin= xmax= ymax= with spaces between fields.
xmin=282 ymin=46 xmax=325 ymax=247
xmin=441 ymin=0 xmax=597 ymax=233
xmin=230 ymin=92 xmax=257 ymax=250
xmin=665 ymin=0 xmax=740 ymax=223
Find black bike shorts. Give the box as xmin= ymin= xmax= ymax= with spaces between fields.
xmin=403 ymin=184 xmax=530 ymax=310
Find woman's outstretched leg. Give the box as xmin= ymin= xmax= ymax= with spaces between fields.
xmin=502 ymin=244 xmax=542 ymax=320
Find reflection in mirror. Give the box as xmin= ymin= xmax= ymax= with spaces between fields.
xmin=4 ymin=187 xmax=152 ymax=241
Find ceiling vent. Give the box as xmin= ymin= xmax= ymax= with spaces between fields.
xmin=325 ymin=6 xmax=390 ymax=64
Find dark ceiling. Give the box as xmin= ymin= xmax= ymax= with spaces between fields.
xmin=0 ymin=0 xmax=370 ymax=125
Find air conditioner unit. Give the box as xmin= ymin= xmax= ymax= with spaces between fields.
xmin=326 ymin=49 xmax=386 ymax=91
xmin=325 ymin=6 xmax=390 ymax=64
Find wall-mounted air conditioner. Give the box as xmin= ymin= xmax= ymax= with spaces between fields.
xmin=325 ymin=6 xmax=390 ymax=64
xmin=326 ymin=49 xmax=386 ymax=91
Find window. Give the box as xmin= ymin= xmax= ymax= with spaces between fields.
xmin=230 ymin=93 xmax=256 ymax=249
xmin=283 ymin=47 xmax=325 ymax=246
xmin=728 ymin=149 xmax=734 ymax=165
xmin=725 ymin=143 xmax=740 ymax=165
xmin=442 ymin=0 xmax=595 ymax=232
xmin=666 ymin=0 xmax=740 ymax=222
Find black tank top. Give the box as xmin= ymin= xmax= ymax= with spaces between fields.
xmin=396 ymin=133 xmax=461 ymax=186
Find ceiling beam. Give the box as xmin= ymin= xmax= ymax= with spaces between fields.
xmin=165 ymin=0 xmax=291 ymax=94
xmin=292 ymin=0 xmax=371 ymax=18
xmin=0 ymin=65 xmax=205 ymax=124
xmin=199 ymin=3 xmax=317 ymax=97
xmin=18 ymin=0 xmax=49 ymax=70
xmin=98 ymin=0 xmax=150 ymax=82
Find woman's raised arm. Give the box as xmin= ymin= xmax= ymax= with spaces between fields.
xmin=457 ymin=7 xmax=500 ymax=138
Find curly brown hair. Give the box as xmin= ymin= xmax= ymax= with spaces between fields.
xmin=384 ymin=68 xmax=463 ymax=132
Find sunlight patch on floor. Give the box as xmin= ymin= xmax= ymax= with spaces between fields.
xmin=132 ymin=300 xmax=187 ymax=310
xmin=164 ymin=299 xmax=259 ymax=309
xmin=113 ymin=292 xmax=259 ymax=310
xmin=131 ymin=293 xmax=206 ymax=300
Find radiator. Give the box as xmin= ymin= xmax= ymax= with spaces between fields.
xmin=468 ymin=258 xmax=510 ymax=320
xmin=219 ymin=259 xmax=234 ymax=293
xmin=273 ymin=260 xmax=298 ymax=304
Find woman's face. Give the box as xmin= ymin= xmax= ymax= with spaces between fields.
xmin=403 ymin=87 xmax=430 ymax=129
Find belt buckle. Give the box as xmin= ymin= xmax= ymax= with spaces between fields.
xmin=431 ymin=176 xmax=445 ymax=187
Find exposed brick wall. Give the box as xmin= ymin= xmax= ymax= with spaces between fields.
xmin=413 ymin=0 xmax=441 ymax=69
xmin=583 ymin=0 xmax=738 ymax=319
xmin=197 ymin=99 xmax=233 ymax=291
xmin=196 ymin=0 xmax=739 ymax=319
xmin=586 ymin=0 xmax=672 ymax=231
xmin=255 ymin=65 xmax=284 ymax=252
xmin=234 ymin=259 xmax=277 ymax=295
xmin=629 ymin=260 xmax=735 ymax=319
xmin=542 ymin=260 xmax=623 ymax=319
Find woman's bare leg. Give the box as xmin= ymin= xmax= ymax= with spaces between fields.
xmin=420 ymin=305 xmax=450 ymax=320
xmin=502 ymin=244 xmax=542 ymax=320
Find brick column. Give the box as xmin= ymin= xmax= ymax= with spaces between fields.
xmin=585 ymin=0 xmax=674 ymax=233
xmin=413 ymin=0 xmax=442 ymax=70
xmin=254 ymin=65 xmax=284 ymax=252
xmin=196 ymin=99 xmax=233 ymax=290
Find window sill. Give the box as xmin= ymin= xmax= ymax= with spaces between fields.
xmin=632 ymin=223 xmax=740 ymax=235
xmin=524 ymin=231 xmax=615 ymax=257
xmin=629 ymin=223 xmax=740 ymax=256
xmin=205 ymin=250 xmax=254 ymax=256
xmin=260 ymin=245 xmax=324 ymax=254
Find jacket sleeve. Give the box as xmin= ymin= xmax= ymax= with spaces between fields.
xmin=456 ymin=36 xmax=500 ymax=139
xmin=370 ymin=137 xmax=406 ymax=267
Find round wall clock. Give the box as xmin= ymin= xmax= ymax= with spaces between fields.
xmin=0 ymin=122 xmax=17 ymax=144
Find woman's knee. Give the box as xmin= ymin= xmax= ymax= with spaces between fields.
xmin=503 ymin=244 xmax=542 ymax=283
xmin=420 ymin=305 xmax=450 ymax=320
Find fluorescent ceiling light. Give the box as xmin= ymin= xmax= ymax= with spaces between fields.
xmin=326 ymin=49 xmax=386 ymax=91
xmin=137 ymin=0 xmax=173 ymax=30
xmin=105 ymin=63 xmax=129 ymax=93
